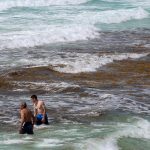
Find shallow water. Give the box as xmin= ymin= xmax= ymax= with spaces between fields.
xmin=0 ymin=115 xmax=150 ymax=150
xmin=0 ymin=0 xmax=150 ymax=149
xmin=0 ymin=86 xmax=150 ymax=149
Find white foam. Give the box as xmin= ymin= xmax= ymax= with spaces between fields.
xmin=142 ymin=89 xmax=150 ymax=95
xmin=5 ymin=52 xmax=148 ymax=73
xmin=0 ymin=139 xmax=27 ymax=145
xmin=77 ymin=138 xmax=119 ymax=150
xmin=34 ymin=124 xmax=49 ymax=129
xmin=0 ymin=25 xmax=98 ymax=50
xmin=75 ymin=7 xmax=149 ymax=24
xmin=0 ymin=101 xmax=4 ymax=106
xmin=97 ymin=93 xmax=150 ymax=114
xmin=35 ymin=138 xmax=62 ymax=147
xmin=72 ymin=90 xmax=150 ymax=114
xmin=0 ymin=7 xmax=148 ymax=50
xmin=50 ymin=52 xmax=149 ymax=73
xmin=14 ymin=81 xmax=80 ymax=92
xmin=76 ymin=118 xmax=150 ymax=150
xmin=78 ymin=134 xmax=120 ymax=150
xmin=121 ymin=118 xmax=150 ymax=139
xmin=0 ymin=0 xmax=89 ymax=11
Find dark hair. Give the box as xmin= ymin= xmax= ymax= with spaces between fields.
xmin=31 ymin=95 xmax=37 ymax=99
xmin=21 ymin=102 xmax=27 ymax=108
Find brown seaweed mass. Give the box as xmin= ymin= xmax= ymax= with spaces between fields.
xmin=0 ymin=58 xmax=149 ymax=92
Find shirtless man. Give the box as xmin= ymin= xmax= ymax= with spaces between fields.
xmin=31 ymin=95 xmax=49 ymax=125
xmin=19 ymin=102 xmax=34 ymax=134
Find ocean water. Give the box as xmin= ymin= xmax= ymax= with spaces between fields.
xmin=0 ymin=0 xmax=150 ymax=150
xmin=0 ymin=0 xmax=150 ymax=50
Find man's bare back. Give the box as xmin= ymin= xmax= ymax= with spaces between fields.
xmin=19 ymin=102 xmax=34 ymax=134
xmin=20 ymin=108 xmax=34 ymax=123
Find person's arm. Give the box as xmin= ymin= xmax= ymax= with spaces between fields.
xmin=33 ymin=105 xmax=37 ymax=117
xmin=31 ymin=111 xmax=35 ymax=128
xmin=41 ymin=102 xmax=46 ymax=122
xmin=20 ymin=111 xmax=25 ymax=129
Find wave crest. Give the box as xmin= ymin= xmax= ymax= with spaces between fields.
xmin=0 ymin=0 xmax=89 ymax=11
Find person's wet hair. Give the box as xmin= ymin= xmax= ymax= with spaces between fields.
xmin=21 ymin=102 xmax=27 ymax=108
xmin=31 ymin=95 xmax=37 ymax=99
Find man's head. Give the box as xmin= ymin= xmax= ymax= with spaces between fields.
xmin=31 ymin=95 xmax=38 ymax=103
xmin=20 ymin=102 xmax=27 ymax=109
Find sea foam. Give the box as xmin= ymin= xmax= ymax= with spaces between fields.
xmin=75 ymin=7 xmax=149 ymax=24
xmin=0 ymin=0 xmax=89 ymax=11
xmin=76 ymin=118 xmax=150 ymax=150
xmin=0 ymin=25 xmax=98 ymax=50
xmin=50 ymin=52 xmax=149 ymax=73
xmin=0 ymin=7 xmax=148 ymax=50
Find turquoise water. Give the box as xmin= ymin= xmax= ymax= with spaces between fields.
xmin=0 ymin=0 xmax=150 ymax=150
xmin=0 ymin=114 xmax=150 ymax=150
xmin=0 ymin=0 xmax=150 ymax=49
xmin=0 ymin=90 xmax=150 ymax=150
